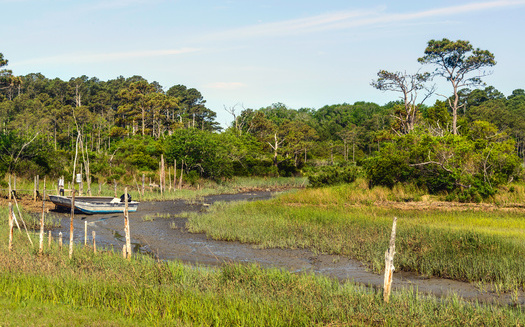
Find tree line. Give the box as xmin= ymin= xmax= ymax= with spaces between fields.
xmin=1 ymin=38 xmax=524 ymax=201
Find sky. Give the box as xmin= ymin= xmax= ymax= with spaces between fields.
xmin=2 ymin=0 xmax=525 ymax=127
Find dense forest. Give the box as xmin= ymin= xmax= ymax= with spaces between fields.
xmin=1 ymin=39 xmax=524 ymax=201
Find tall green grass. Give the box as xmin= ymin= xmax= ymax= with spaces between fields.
xmin=185 ymin=185 xmax=525 ymax=291
xmin=0 ymin=244 xmax=524 ymax=326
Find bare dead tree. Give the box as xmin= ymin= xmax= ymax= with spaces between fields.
xmin=372 ymin=70 xmax=435 ymax=134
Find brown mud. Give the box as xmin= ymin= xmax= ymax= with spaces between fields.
xmin=44 ymin=192 xmax=524 ymax=307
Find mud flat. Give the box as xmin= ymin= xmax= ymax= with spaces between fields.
xmin=51 ymin=191 xmax=523 ymax=306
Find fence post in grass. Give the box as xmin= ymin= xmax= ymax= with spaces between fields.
xmin=69 ymin=190 xmax=75 ymax=259
xmin=174 ymin=160 xmax=177 ymax=191
xmin=59 ymin=232 xmax=63 ymax=250
xmin=84 ymin=221 xmax=87 ymax=247
xmin=34 ymin=175 xmax=37 ymax=201
xmin=168 ymin=166 xmax=172 ymax=192
xmin=8 ymin=203 xmax=13 ymax=251
xmin=48 ymin=230 xmax=52 ymax=248
xmin=92 ymin=230 xmax=96 ymax=254
xmin=39 ymin=178 xmax=46 ymax=255
xmin=142 ymin=173 xmax=145 ymax=197
xmin=114 ymin=180 xmax=117 ymax=198
xmin=160 ymin=154 xmax=165 ymax=196
xmin=124 ymin=187 xmax=131 ymax=259
xmin=8 ymin=175 xmax=11 ymax=200
xmin=179 ymin=160 xmax=183 ymax=190
xmin=383 ymin=216 xmax=397 ymax=303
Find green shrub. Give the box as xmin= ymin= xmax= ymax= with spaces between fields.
xmin=306 ymin=165 xmax=358 ymax=187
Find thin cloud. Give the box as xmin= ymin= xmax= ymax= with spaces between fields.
xmin=12 ymin=48 xmax=200 ymax=66
xmin=207 ymin=0 xmax=525 ymax=39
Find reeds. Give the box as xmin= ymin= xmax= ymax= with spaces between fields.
xmin=185 ymin=187 xmax=525 ymax=292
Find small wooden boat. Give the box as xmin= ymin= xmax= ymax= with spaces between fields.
xmin=48 ymin=195 xmax=139 ymax=214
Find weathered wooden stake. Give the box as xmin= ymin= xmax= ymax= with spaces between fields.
xmin=84 ymin=221 xmax=88 ymax=246
xmin=113 ymin=180 xmax=117 ymax=198
xmin=34 ymin=175 xmax=37 ymax=202
xmin=69 ymin=190 xmax=75 ymax=259
xmin=59 ymin=232 xmax=63 ymax=249
xmin=92 ymin=230 xmax=97 ymax=254
xmin=38 ymin=178 xmax=46 ymax=255
xmin=8 ymin=175 xmax=12 ymax=200
xmin=160 ymin=154 xmax=165 ymax=196
xmin=174 ymin=160 xmax=177 ymax=191
xmin=142 ymin=174 xmax=145 ymax=196
xmin=168 ymin=166 xmax=172 ymax=192
xmin=48 ymin=230 xmax=52 ymax=248
xmin=179 ymin=160 xmax=183 ymax=190
xmin=124 ymin=187 xmax=131 ymax=259
xmin=383 ymin=216 xmax=397 ymax=303
xmin=8 ymin=203 xmax=13 ymax=251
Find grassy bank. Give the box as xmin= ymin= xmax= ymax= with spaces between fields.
xmin=1 ymin=236 xmax=524 ymax=326
xmin=185 ymin=182 xmax=525 ymax=292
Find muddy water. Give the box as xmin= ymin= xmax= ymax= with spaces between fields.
xmin=51 ymin=191 xmax=523 ymax=306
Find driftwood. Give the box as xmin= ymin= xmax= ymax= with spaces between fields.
xmin=383 ymin=217 xmax=397 ymax=303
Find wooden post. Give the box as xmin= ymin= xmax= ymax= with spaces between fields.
xmin=59 ymin=232 xmax=63 ymax=250
xmin=69 ymin=190 xmax=75 ymax=259
xmin=34 ymin=176 xmax=37 ymax=202
xmin=174 ymin=160 xmax=177 ymax=191
xmin=8 ymin=175 xmax=11 ymax=201
xmin=383 ymin=216 xmax=397 ymax=303
xmin=84 ymin=221 xmax=87 ymax=246
xmin=122 ymin=244 xmax=126 ymax=258
xmin=114 ymin=180 xmax=117 ymax=198
xmin=92 ymin=231 xmax=96 ymax=254
xmin=168 ymin=166 xmax=172 ymax=192
xmin=48 ymin=230 xmax=52 ymax=248
xmin=38 ymin=178 xmax=46 ymax=255
xmin=13 ymin=174 xmax=16 ymax=197
xmin=124 ymin=187 xmax=131 ymax=259
xmin=142 ymin=174 xmax=145 ymax=196
xmin=179 ymin=160 xmax=183 ymax=190
xmin=160 ymin=154 xmax=165 ymax=196
xmin=8 ymin=203 xmax=13 ymax=251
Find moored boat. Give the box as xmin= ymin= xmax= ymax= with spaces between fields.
xmin=48 ymin=195 xmax=139 ymax=214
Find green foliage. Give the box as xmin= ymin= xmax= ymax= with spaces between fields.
xmin=165 ymin=128 xmax=233 ymax=180
xmin=364 ymin=129 xmax=521 ymax=200
xmin=0 ymin=131 xmax=59 ymax=178
xmin=306 ymin=164 xmax=358 ymax=187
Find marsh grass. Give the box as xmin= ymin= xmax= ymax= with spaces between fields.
xmin=0 ymin=236 xmax=524 ymax=326
xmin=185 ymin=186 xmax=525 ymax=292
xmin=141 ymin=212 xmax=171 ymax=222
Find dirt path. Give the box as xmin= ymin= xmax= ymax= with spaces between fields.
xmin=49 ymin=192 xmax=523 ymax=306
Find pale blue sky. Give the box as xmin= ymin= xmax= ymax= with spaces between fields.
xmin=2 ymin=0 xmax=525 ymax=126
